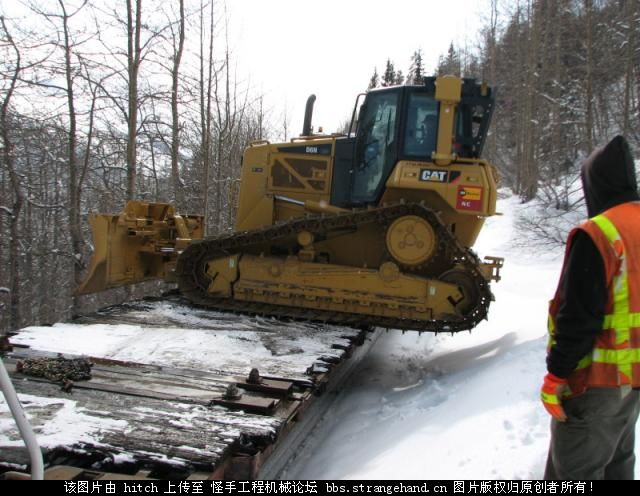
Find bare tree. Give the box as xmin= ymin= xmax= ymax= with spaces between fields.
xmin=169 ymin=0 xmax=185 ymax=208
xmin=126 ymin=0 xmax=143 ymax=200
xmin=58 ymin=1 xmax=87 ymax=295
xmin=622 ymin=0 xmax=636 ymax=135
xmin=199 ymin=0 xmax=215 ymax=234
xmin=583 ymin=0 xmax=594 ymax=152
xmin=212 ymin=16 xmax=250 ymax=232
xmin=0 ymin=16 xmax=25 ymax=331
xmin=484 ymin=0 xmax=499 ymax=160
xmin=35 ymin=0 xmax=92 ymax=304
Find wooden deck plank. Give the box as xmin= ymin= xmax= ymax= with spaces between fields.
xmin=1 ymin=376 xmax=280 ymax=471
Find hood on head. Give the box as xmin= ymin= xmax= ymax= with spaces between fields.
xmin=581 ymin=135 xmax=639 ymax=217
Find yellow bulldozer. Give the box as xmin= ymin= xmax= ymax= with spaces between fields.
xmin=78 ymin=75 xmax=503 ymax=332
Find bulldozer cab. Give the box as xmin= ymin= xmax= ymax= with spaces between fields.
xmin=331 ymin=77 xmax=494 ymax=208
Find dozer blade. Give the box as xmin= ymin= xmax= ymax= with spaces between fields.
xmin=77 ymin=201 xmax=204 ymax=294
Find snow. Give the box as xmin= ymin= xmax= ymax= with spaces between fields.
xmin=0 ymin=393 xmax=126 ymax=450
xmin=9 ymin=303 xmax=360 ymax=382
xmin=284 ymin=195 xmax=640 ymax=480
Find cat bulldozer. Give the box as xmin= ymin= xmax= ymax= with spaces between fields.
xmin=78 ymin=75 xmax=503 ymax=332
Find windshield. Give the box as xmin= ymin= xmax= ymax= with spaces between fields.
xmin=352 ymin=92 xmax=398 ymax=203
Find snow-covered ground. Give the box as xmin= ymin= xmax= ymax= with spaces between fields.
xmin=285 ymin=195 xmax=640 ymax=480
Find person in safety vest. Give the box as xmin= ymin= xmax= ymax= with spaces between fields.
xmin=542 ymin=135 xmax=640 ymax=480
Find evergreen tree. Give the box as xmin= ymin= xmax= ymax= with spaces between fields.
xmin=437 ymin=43 xmax=461 ymax=76
xmin=395 ymin=69 xmax=405 ymax=86
xmin=381 ymin=59 xmax=396 ymax=87
xmin=407 ymin=49 xmax=424 ymax=85
xmin=463 ymin=53 xmax=481 ymax=78
xmin=368 ymin=67 xmax=379 ymax=89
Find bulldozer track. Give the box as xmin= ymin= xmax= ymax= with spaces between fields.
xmin=175 ymin=203 xmax=492 ymax=333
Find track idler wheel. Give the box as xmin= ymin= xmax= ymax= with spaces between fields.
xmin=385 ymin=215 xmax=437 ymax=267
xmin=440 ymin=267 xmax=480 ymax=316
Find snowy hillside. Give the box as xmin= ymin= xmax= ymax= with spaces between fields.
xmin=285 ymin=195 xmax=640 ymax=480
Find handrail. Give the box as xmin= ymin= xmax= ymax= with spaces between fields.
xmin=0 ymin=356 xmax=44 ymax=480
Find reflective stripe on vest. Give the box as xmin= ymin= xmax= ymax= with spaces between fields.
xmin=603 ymin=313 xmax=640 ymax=329
xmin=541 ymin=390 xmax=560 ymax=405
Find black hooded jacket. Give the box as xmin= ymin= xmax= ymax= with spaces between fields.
xmin=547 ymin=136 xmax=640 ymax=378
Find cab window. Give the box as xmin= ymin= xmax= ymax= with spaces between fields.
xmin=403 ymin=93 xmax=438 ymax=158
xmin=352 ymin=92 xmax=398 ymax=203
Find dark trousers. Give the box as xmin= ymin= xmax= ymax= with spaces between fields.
xmin=544 ymin=387 xmax=640 ymax=480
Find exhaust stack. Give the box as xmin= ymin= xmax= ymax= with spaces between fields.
xmin=302 ymin=94 xmax=316 ymax=136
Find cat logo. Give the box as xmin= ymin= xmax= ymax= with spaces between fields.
xmin=419 ymin=168 xmax=448 ymax=182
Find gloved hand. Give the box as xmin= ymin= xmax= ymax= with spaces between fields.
xmin=541 ymin=373 xmax=568 ymax=422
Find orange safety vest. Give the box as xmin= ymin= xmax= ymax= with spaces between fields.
xmin=548 ymin=202 xmax=640 ymax=396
